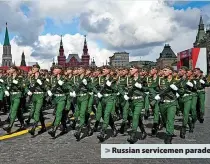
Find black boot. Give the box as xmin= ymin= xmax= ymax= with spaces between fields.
xmin=164 ymin=135 xmax=172 ymax=144
xmin=25 ymin=117 xmax=31 ymax=125
xmin=127 ymin=116 xmax=132 ymax=128
xmin=144 ymin=110 xmax=150 ymax=120
xmin=92 ymin=120 xmax=100 ymax=132
xmin=151 ymin=123 xmax=158 ymax=136
xmin=71 ymin=120 xmax=76 ymax=130
xmin=111 ymin=125 xmax=117 ymax=137
xmin=48 ymin=126 xmax=58 ymax=138
xmin=139 ymin=120 xmax=147 ymax=140
xmin=119 ymin=122 xmax=125 ymax=134
xmin=3 ymin=126 xmax=12 ymax=134
xmin=199 ymin=118 xmax=204 ymax=123
xmin=97 ymin=129 xmax=106 ymax=142
xmin=127 ymin=131 xmax=137 ymax=144
xmin=28 ymin=122 xmax=38 ymax=136
xmin=180 ymin=126 xmax=186 ymax=139
xmin=60 ymin=123 xmax=68 ymax=135
xmin=74 ymin=127 xmax=82 ymax=141
xmin=38 ymin=127 xmax=47 ymax=134
xmin=188 ymin=122 xmax=194 ymax=133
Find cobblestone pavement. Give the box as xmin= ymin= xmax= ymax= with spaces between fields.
xmin=0 ymin=89 xmax=210 ymax=164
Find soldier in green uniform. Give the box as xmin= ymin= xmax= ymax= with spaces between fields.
xmin=47 ymin=65 xmax=69 ymax=138
xmin=0 ymin=69 xmax=5 ymax=125
xmin=26 ymin=64 xmax=47 ymax=135
xmin=176 ymin=66 xmax=194 ymax=139
xmin=73 ymin=67 xmax=92 ymax=140
xmin=126 ymin=66 xmax=147 ymax=144
xmin=3 ymin=66 xmax=25 ymax=133
xmin=154 ymin=65 xmax=179 ymax=144
xmin=96 ymin=66 xmax=118 ymax=142
xmin=140 ymin=67 xmax=150 ymax=120
xmin=117 ymin=68 xmax=130 ymax=134
xmin=147 ymin=66 xmax=161 ymax=136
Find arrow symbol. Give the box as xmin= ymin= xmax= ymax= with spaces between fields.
xmin=105 ymin=148 xmax=110 ymax=153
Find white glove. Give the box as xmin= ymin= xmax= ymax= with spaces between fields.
xmin=170 ymin=84 xmax=178 ymax=91
xmin=72 ymin=91 xmax=76 ymax=97
xmin=117 ymin=92 xmax=120 ymax=95
xmin=47 ymin=90 xmax=52 ymax=97
xmin=70 ymin=92 xmax=73 ymax=97
xmin=13 ymin=80 xmax=18 ymax=84
xmin=0 ymin=79 xmax=4 ymax=83
xmin=7 ymin=87 xmax=9 ymax=90
xmin=37 ymin=79 xmax=42 ymax=85
xmin=124 ymin=94 xmax=129 ymax=100
xmin=186 ymin=81 xmax=193 ymax=87
xmin=4 ymin=91 xmax=9 ymax=96
xmin=193 ymin=80 xmax=197 ymax=85
xmin=135 ymin=82 xmax=142 ymax=89
xmin=155 ymin=94 xmax=161 ymax=100
xmin=106 ymin=80 xmax=112 ymax=86
xmin=176 ymin=93 xmax=180 ymax=98
xmin=58 ymin=80 xmax=64 ymax=86
xmin=200 ymin=79 xmax=205 ymax=84
xmin=82 ymin=79 xmax=87 ymax=85
xmin=27 ymin=91 xmax=32 ymax=96
xmin=46 ymin=78 xmax=49 ymax=82
xmin=97 ymin=92 xmax=103 ymax=98
xmin=89 ymin=92 xmax=93 ymax=95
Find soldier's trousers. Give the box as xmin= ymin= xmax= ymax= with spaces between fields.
xmin=31 ymin=94 xmax=44 ymax=122
xmin=197 ymin=91 xmax=205 ymax=119
xmin=53 ymin=95 xmax=66 ymax=126
xmin=130 ymin=99 xmax=144 ymax=132
xmin=9 ymin=94 xmax=24 ymax=126
xmin=144 ymin=93 xmax=150 ymax=112
xmin=75 ymin=95 xmax=89 ymax=128
xmin=119 ymin=96 xmax=129 ymax=123
xmin=179 ymin=95 xmax=192 ymax=127
xmin=151 ymin=101 xmax=160 ymax=124
xmin=159 ymin=101 xmax=177 ymax=135
xmin=100 ymin=96 xmax=115 ymax=130
xmin=191 ymin=93 xmax=198 ymax=122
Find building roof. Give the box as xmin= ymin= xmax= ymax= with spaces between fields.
xmin=114 ymin=51 xmax=129 ymax=54
xmin=4 ymin=23 xmax=10 ymax=46
xmin=66 ymin=54 xmax=81 ymax=63
xmin=159 ymin=44 xmax=176 ymax=58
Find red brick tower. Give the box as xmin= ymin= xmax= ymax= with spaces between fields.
xmin=81 ymin=35 xmax=90 ymax=66
xmin=57 ymin=35 xmax=66 ymax=67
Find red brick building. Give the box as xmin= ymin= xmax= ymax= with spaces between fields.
xmin=57 ymin=35 xmax=90 ymax=67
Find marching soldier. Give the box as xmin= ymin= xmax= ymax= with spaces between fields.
xmin=3 ymin=66 xmax=25 ymax=133
xmin=126 ymin=66 xmax=147 ymax=144
xmin=26 ymin=64 xmax=47 ymax=135
xmin=154 ymin=65 xmax=179 ymax=144
xmin=46 ymin=65 xmax=69 ymax=138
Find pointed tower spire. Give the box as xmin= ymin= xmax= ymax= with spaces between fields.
xmin=20 ymin=51 xmax=26 ymax=66
xmin=57 ymin=35 xmax=66 ymax=66
xmin=81 ymin=35 xmax=90 ymax=66
xmin=4 ymin=22 xmax=10 ymax=46
xmin=194 ymin=13 xmax=206 ymax=47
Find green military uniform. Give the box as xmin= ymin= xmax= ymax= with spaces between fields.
xmin=3 ymin=66 xmax=25 ymax=133
xmin=47 ymin=65 xmax=69 ymax=138
xmin=96 ymin=70 xmax=118 ymax=142
xmin=117 ymin=74 xmax=130 ymax=134
xmin=156 ymin=66 xmax=178 ymax=144
xmin=73 ymin=72 xmax=92 ymax=141
xmin=27 ymin=64 xmax=47 ymax=135
xmin=176 ymin=66 xmax=194 ymax=138
xmin=127 ymin=72 xmax=147 ymax=144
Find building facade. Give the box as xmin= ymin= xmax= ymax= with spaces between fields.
xmin=193 ymin=15 xmax=210 ymax=74
xmin=109 ymin=52 xmax=129 ymax=67
xmin=57 ymin=35 xmax=91 ymax=67
xmin=156 ymin=44 xmax=177 ymax=69
xmin=129 ymin=60 xmax=156 ymax=68
xmin=2 ymin=23 xmax=12 ymax=67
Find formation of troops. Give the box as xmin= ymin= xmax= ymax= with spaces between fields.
xmin=0 ymin=64 xmax=208 ymax=144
